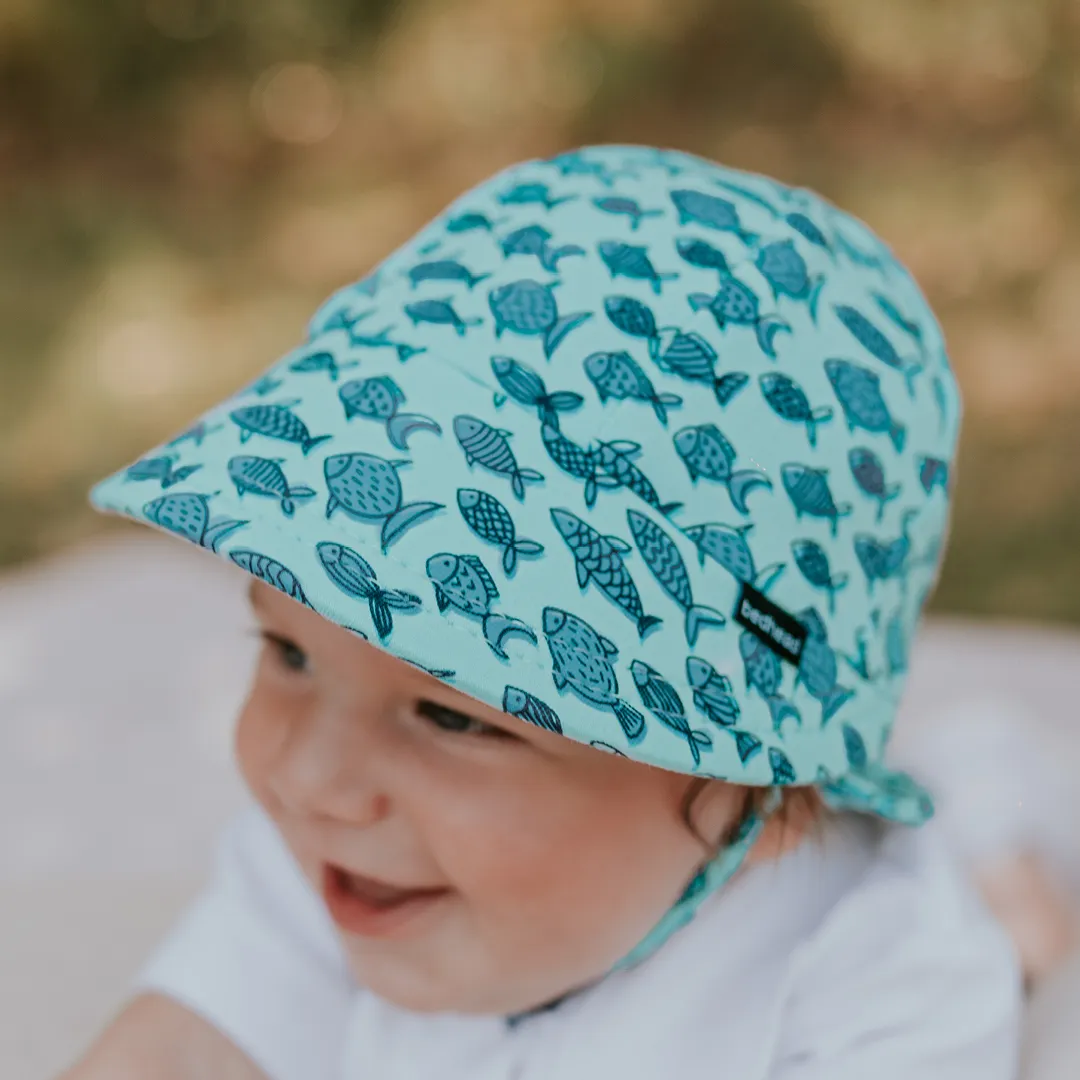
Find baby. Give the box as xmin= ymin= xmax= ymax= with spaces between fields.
xmin=65 ymin=146 xmax=1020 ymax=1080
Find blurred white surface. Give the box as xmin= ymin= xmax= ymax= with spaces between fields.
xmin=2 ymin=532 xmax=1079 ymax=1079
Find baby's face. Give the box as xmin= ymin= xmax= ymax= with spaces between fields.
xmin=236 ymin=580 xmax=746 ymax=1014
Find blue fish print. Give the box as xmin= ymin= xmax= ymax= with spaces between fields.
xmin=549 ymin=508 xmax=661 ymax=638
xmin=873 ymin=292 xmax=924 ymax=350
xmin=682 ymin=521 xmax=785 ymax=592
xmin=584 ymin=350 xmax=682 ymax=425
xmin=726 ymin=728 xmax=765 ymax=766
xmin=654 ymin=327 xmax=749 ymax=407
xmin=324 ymin=452 xmax=443 ymax=552
xmin=502 ymin=686 xmax=563 ymax=734
xmin=918 ymin=455 xmax=949 ymax=495
xmin=543 ymin=607 xmax=645 ymax=742
xmin=682 ymin=652 xmax=760 ymax=764
xmin=825 ymin=359 xmax=906 ymax=453
xmin=626 ymin=509 xmax=725 ymax=646
xmin=403 ymin=659 xmax=457 ymax=681
xmin=781 ymin=463 xmax=852 ymax=536
xmin=499 ymin=224 xmax=584 ymax=273
xmin=759 ymin=373 xmax=834 ymax=448
xmin=631 ymin=661 xmax=712 ymax=767
xmin=339 ymin=376 xmax=442 ymax=451
xmin=785 ymin=211 xmax=831 ymax=252
xmin=834 ymin=304 xmax=922 ymax=394
xmin=885 ymin=608 xmax=910 ymax=676
xmin=406 ymin=260 xmax=490 ymax=293
xmin=316 ymin=542 xmax=423 ymax=641
xmin=288 ymin=349 xmax=358 ymax=382
xmin=620 ymin=146 xmax=688 ymax=177
xmin=404 ymin=298 xmax=482 ymax=336
xmin=791 ymin=539 xmax=848 ymax=614
xmin=712 ymin=177 xmax=782 ymax=219
xmin=604 ymin=295 xmax=660 ymax=357
xmin=326 ymin=311 xmax=427 ymax=363
xmin=446 ymin=210 xmax=501 ymax=233
xmin=230 ymin=401 xmax=332 ymax=455
xmin=406 ymin=259 xmax=491 ymax=290
xmin=497 ymin=182 xmax=575 ymax=210
xmin=142 ymin=493 xmax=247 ymax=553
xmin=843 ymin=724 xmax=868 ymax=769
xmin=488 ymin=279 xmax=592 ymax=359
xmin=490 ymin=356 xmax=583 ymax=428
xmin=544 ymin=149 xmax=622 ymax=186
xmin=552 ymin=150 xmax=630 ymax=183
xmin=882 ymin=509 xmax=918 ymax=577
xmin=739 ymin=632 xmax=802 ymax=735
xmin=932 ymin=374 xmax=949 ymax=434
xmin=844 ymin=627 xmax=873 ymax=682
xmin=795 ymin=608 xmax=855 ymax=725
xmin=769 ymin=747 xmax=797 ymax=785
xmin=592 ymin=196 xmax=662 ymax=230
xmin=228 ymin=455 xmax=316 ymax=518
xmin=454 ymin=415 xmax=544 ymax=501
xmin=669 ymin=189 xmax=757 ymax=245
xmin=241 ymin=374 xmax=285 ymax=396
xmin=853 ymin=536 xmax=891 ymax=593
xmin=755 ymin=240 xmax=824 ymax=320
xmin=830 ymin=225 xmax=894 ymax=273
xmin=853 ymin=511 xmax=916 ymax=593
xmin=685 ymin=657 xmax=740 ymax=727
xmin=688 ymin=280 xmax=791 ymax=359
xmin=673 ymin=424 xmax=772 ymax=515
xmin=352 ymin=271 xmax=382 ymax=297
xmin=310 ymin=303 xmax=374 ymax=340
xmin=848 ymin=447 xmax=901 ymax=522
xmin=229 ymin=550 xmax=312 ymax=608
xmin=124 ymin=455 xmax=202 ymax=489
xmin=589 ymin=740 xmax=628 ymax=756
xmin=457 ymin=488 xmax=544 ymax=575
xmin=166 ymin=421 xmax=222 ymax=448
xmin=596 ymin=440 xmax=682 ymax=516
xmin=540 ymin=422 xmax=612 ymax=509
xmin=822 ymin=769 xmax=934 ymax=821
xmin=427 ymin=552 xmax=536 ymax=659
xmin=675 ymin=237 xmax=731 ymax=280
xmin=597 ymin=241 xmax=677 ymax=294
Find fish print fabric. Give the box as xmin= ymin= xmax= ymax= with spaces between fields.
xmin=91 ymin=145 xmax=959 ymax=826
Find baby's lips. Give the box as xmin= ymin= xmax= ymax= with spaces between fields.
xmin=329 ymin=864 xmax=450 ymax=907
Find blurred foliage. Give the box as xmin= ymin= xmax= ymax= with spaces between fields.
xmin=1 ymin=0 xmax=1080 ymax=622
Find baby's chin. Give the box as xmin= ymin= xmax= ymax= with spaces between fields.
xmin=341 ymin=934 xmax=589 ymax=1017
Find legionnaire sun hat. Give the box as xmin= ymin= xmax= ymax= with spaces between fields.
xmin=89 ymin=145 xmax=959 ymax=832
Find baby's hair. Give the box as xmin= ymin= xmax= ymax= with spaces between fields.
xmin=680 ymin=779 xmax=826 ymax=858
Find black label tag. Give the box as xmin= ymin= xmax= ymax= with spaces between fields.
xmin=733 ymin=581 xmax=807 ymax=666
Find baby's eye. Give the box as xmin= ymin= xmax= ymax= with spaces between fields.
xmin=416 ymin=700 xmax=509 ymax=738
xmin=260 ymin=631 xmax=310 ymax=674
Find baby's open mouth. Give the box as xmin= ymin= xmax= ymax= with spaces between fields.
xmin=331 ymin=865 xmax=448 ymax=909
xmin=322 ymin=863 xmax=452 ymax=936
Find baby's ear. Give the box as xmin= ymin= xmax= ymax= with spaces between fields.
xmin=746 ymin=788 xmax=820 ymax=865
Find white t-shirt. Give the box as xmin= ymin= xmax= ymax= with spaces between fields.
xmin=132 ymin=801 xmax=1022 ymax=1080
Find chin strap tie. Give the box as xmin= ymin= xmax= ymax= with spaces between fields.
xmin=610 ymin=787 xmax=784 ymax=973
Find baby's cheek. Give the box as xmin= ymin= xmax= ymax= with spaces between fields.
xmin=440 ymin=800 xmax=667 ymax=940
xmin=233 ymin=701 xmax=264 ymax=792
xmin=233 ymin=688 xmax=288 ymax=803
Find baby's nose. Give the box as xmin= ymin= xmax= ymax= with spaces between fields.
xmin=266 ymin=707 xmax=391 ymax=828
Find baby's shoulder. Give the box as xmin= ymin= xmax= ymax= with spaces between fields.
xmin=769 ymin=818 xmax=1023 ymax=1076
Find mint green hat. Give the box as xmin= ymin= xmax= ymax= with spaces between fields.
xmin=90 ymin=147 xmax=958 ymax=956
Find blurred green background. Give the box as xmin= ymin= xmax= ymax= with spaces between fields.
xmin=2 ymin=0 xmax=1079 ymax=621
